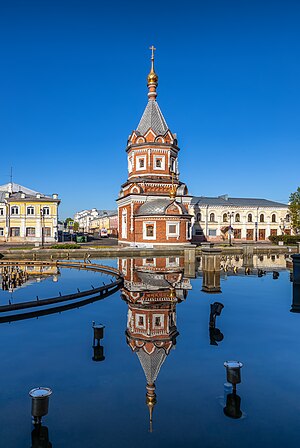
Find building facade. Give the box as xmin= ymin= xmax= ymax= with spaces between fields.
xmin=117 ymin=47 xmax=192 ymax=247
xmin=89 ymin=210 xmax=118 ymax=237
xmin=74 ymin=208 xmax=117 ymax=235
xmin=189 ymin=195 xmax=291 ymax=242
xmin=0 ymin=182 xmax=60 ymax=243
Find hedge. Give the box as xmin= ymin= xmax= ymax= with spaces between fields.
xmin=268 ymin=235 xmax=300 ymax=245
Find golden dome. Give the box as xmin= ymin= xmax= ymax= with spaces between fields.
xmin=147 ymin=70 xmax=158 ymax=85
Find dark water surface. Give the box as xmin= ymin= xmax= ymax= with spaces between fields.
xmin=0 ymin=256 xmax=299 ymax=448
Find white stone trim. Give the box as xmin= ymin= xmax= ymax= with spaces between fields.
xmin=136 ymin=155 xmax=147 ymax=171
xmin=143 ymin=221 xmax=156 ymax=240
xmin=166 ymin=221 xmax=180 ymax=239
xmin=153 ymin=154 xmax=166 ymax=170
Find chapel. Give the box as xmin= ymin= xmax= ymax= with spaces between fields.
xmin=117 ymin=47 xmax=192 ymax=246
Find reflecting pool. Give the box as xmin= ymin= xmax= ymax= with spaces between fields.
xmin=0 ymin=254 xmax=299 ymax=448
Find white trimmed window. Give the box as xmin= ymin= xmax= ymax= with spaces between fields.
xmin=143 ymin=221 xmax=156 ymax=240
xmin=128 ymin=156 xmax=133 ymax=173
xmin=136 ymin=314 xmax=146 ymax=329
xmin=154 ymin=155 xmax=165 ymax=170
xmin=153 ymin=314 xmax=164 ymax=328
xmin=186 ymin=222 xmax=192 ymax=239
xmin=0 ymin=228 xmax=4 ymax=236
xmin=11 ymin=206 xmax=19 ymax=215
xmin=170 ymin=157 xmax=176 ymax=172
xmin=27 ymin=206 xmax=35 ymax=215
xmin=136 ymin=155 xmax=146 ymax=170
xmin=43 ymin=207 xmax=50 ymax=215
xmin=166 ymin=257 xmax=179 ymax=267
xmin=121 ymin=210 xmax=127 ymax=239
xmin=167 ymin=221 xmax=180 ymax=238
xmin=121 ymin=259 xmax=127 ymax=275
xmin=143 ymin=257 xmax=156 ymax=267
xmin=0 ymin=208 xmax=4 ymax=216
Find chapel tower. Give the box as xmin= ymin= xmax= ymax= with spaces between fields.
xmin=117 ymin=47 xmax=192 ymax=246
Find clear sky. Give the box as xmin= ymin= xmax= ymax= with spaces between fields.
xmin=0 ymin=0 xmax=299 ymax=218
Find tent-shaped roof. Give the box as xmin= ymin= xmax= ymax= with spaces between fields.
xmin=136 ymin=100 xmax=169 ymax=136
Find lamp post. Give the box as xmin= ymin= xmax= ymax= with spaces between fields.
xmin=227 ymin=212 xmax=234 ymax=246
xmin=40 ymin=208 xmax=44 ymax=248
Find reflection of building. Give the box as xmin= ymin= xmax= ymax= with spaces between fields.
xmin=291 ymin=254 xmax=300 ymax=313
xmin=190 ymin=196 xmax=291 ymax=242
xmin=117 ymin=48 xmax=192 ymax=247
xmin=0 ymin=182 xmax=60 ymax=243
xmin=0 ymin=264 xmax=60 ymax=292
xmin=120 ymin=257 xmax=191 ymax=430
xmin=201 ymin=249 xmax=222 ymax=293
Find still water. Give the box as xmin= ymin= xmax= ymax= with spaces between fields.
xmin=0 ymin=254 xmax=299 ymax=448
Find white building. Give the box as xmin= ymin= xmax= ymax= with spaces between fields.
xmin=189 ymin=195 xmax=291 ymax=242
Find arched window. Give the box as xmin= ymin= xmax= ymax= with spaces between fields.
xmin=286 ymin=214 xmax=290 ymax=222
xmin=271 ymin=214 xmax=276 ymax=223
xmin=27 ymin=206 xmax=34 ymax=215
xmin=196 ymin=212 xmax=201 ymax=222
xmin=223 ymin=213 xmax=228 ymax=222
xmin=235 ymin=213 xmax=240 ymax=222
xmin=209 ymin=213 xmax=215 ymax=222
xmin=11 ymin=206 xmax=19 ymax=215
xmin=248 ymin=213 xmax=252 ymax=222
xmin=260 ymin=214 xmax=264 ymax=223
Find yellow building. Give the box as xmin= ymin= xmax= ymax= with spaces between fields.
xmin=0 ymin=182 xmax=60 ymax=244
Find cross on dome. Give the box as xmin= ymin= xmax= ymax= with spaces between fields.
xmin=147 ymin=44 xmax=158 ymax=99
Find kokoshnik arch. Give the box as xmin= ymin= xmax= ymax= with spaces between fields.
xmin=117 ymin=46 xmax=192 ymax=247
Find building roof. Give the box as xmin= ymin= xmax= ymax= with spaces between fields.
xmin=0 ymin=183 xmax=57 ymax=203
xmin=191 ymin=195 xmax=287 ymax=208
xmin=136 ymin=100 xmax=169 ymax=135
xmin=137 ymin=272 xmax=173 ymax=289
xmin=96 ymin=209 xmax=117 ymax=217
xmin=0 ymin=182 xmax=41 ymax=195
xmin=136 ymin=198 xmax=189 ymax=216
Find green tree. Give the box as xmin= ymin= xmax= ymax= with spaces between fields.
xmin=289 ymin=187 xmax=300 ymax=233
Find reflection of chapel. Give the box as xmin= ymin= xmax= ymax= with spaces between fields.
xmin=117 ymin=47 xmax=192 ymax=246
xmin=120 ymin=257 xmax=191 ymax=430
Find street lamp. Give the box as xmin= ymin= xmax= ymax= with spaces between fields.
xmin=227 ymin=212 xmax=234 ymax=246
xmin=40 ymin=208 xmax=45 ymax=248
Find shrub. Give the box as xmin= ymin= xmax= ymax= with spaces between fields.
xmin=268 ymin=234 xmax=300 ymax=245
xmin=51 ymin=244 xmax=81 ymax=249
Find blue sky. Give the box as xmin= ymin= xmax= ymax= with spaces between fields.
xmin=0 ymin=0 xmax=299 ymax=218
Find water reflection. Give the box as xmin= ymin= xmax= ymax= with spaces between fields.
xmin=31 ymin=425 xmax=52 ymax=448
xmin=291 ymin=255 xmax=300 ymax=313
xmin=0 ymin=263 xmax=60 ymax=295
xmin=223 ymin=361 xmax=243 ymax=419
xmin=224 ymin=391 xmax=243 ymax=419
xmin=120 ymin=257 xmax=191 ymax=431
xmin=209 ymin=302 xmax=224 ymax=346
xmin=92 ymin=322 xmax=105 ymax=362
